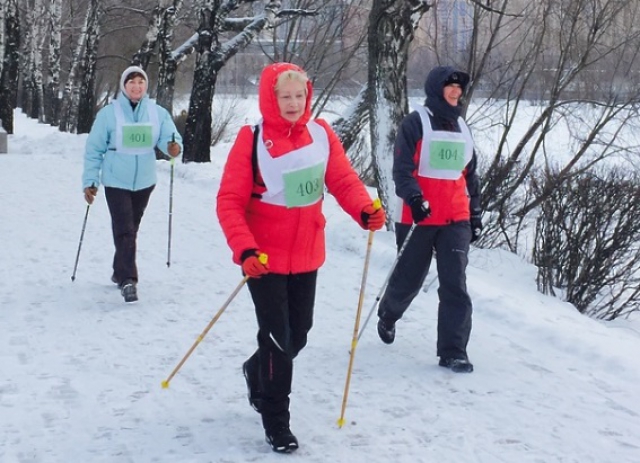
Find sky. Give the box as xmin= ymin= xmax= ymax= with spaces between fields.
xmin=1 ymin=109 xmax=640 ymax=463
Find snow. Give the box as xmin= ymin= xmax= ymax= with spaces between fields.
xmin=1 ymin=109 xmax=640 ymax=463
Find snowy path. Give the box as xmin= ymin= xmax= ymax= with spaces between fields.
xmin=1 ymin=113 xmax=639 ymax=462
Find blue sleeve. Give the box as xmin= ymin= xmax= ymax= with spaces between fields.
xmin=82 ymin=107 xmax=111 ymax=190
xmin=156 ymin=106 xmax=183 ymax=157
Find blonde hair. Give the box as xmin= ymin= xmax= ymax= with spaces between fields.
xmin=275 ymin=70 xmax=309 ymax=94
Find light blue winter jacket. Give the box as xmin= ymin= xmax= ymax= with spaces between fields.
xmin=82 ymin=92 xmax=183 ymax=191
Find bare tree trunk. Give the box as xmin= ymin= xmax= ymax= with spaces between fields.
xmin=44 ymin=0 xmax=61 ymax=126
xmin=183 ymin=3 xmax=219 ymax=163
xmin=0 ymin=0 xmax=5 ymax=79
xmin=35 ymin=7 xmax=47 ymax=123
xmin=156 ymin=0 xmax=184 ymax=113
xmin=76 ymin=1 xmax=101 ymax=134
xmin=366 ymin=0 xmax=430 ymax=219
xmin=20 ymin=0 xmax=38 ymax=119
xmin=157 ymin=57 xmax=179 ymax=113
xmin=131 ymin=2 xmax=167 ymax=70
xmin=0 ymin=0 xmax=20 ymax=133
xmin=58 ymin=0 xmax=99 ymax=133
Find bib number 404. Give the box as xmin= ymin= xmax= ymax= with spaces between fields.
xmin=438 ymin=147 xmax=459 ymax=160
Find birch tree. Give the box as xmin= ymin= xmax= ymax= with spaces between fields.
xmin=368 ymin=0 xmax=431 ymax=219
xmin=155 ymin=0 xmax=184 ymax=114
xmin=20 ymin=0 xmax=45 ymax=120
xmin=131 ymin=2 xmax=167 ymax=70
xmin=332 ymin=0 xmax=431 ymax=221
xmin=0 ymin=1 xmax=5 ymax=79
xmin=34 ymin=1 xmax=48 ymax=123
xmin=44 ymin=0 xmax=61 ymax=126
xmin=76 ymin=0 xmax=101 ymax=134
xmin=58 ymin=0 xmax=100 ymax=133
xmin=0 ymin=0 xmax=20 ymax=133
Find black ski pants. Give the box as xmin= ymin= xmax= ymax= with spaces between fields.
xmin=104 ymin=185 xmax=154 ymax=285
xmin=246 ymin=271 xmax=317 ymax=432
xmin=378 ymin=221 xmax=473 ymax=360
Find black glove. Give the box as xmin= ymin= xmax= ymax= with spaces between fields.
xmin=470 ymin=213 xmax=483 ymax=243
xmin=408 ymin=195 xmax=431 ymax=223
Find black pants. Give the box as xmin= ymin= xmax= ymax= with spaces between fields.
xmin=378 ymin=221 xmax=473 ymax=360
xmin=246 ymin=271 xmax=317 ymax=431
xmin=104 ymin=185 xmax=154 ymax=285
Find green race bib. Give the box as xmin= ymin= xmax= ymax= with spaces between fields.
xmin=122 ymin=125 xmax=153 ymax=149
xmin=283 ymin=163 xmax=325 ymax=208
xmin=429 ymin=140 xmax=466 ymax=171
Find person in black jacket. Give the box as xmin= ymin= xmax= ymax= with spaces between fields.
xmin=376 ymin=66 xmax=482 ymax=373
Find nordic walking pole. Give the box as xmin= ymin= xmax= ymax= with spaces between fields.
xmin=161 ymin=254 xmax=268 ymax=389
xmin=71 ymin=203 xmax=91 ymax=282
xmin=356 ymin=221 xmax=418 ymax=341
xmin=167 ymin=133 xmax=176 ymax=267
xmin=337 ymin=199 xmax=380 ymax=428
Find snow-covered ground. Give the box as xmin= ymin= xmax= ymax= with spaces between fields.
xmin=1 ymin=111 xmax=639 ymax=463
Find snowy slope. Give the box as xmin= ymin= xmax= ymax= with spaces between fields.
xmin=1 ymin=111 xmax=639 ymax=463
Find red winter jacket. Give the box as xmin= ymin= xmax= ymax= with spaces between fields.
xmin=216 ymin=62 xmax=373 ymax=274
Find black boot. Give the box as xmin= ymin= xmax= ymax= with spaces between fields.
xmin=265 ymin=425 xmax=298 ymax=453
xmin=377 ymin=317 xmax=396 ymax=344
xmin=242 ymin=359 xmax=263 ymax=413
xmin=121 ymin=280 xmax=138 ymax=303
xmin=439 ymin=357 xmax=474 ymax=373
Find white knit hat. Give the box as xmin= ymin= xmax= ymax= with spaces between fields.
xmin=119 ymin=65 xmax=149 ymax=98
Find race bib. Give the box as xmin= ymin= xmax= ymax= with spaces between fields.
xmin=283 ymin=163 xmax=325 ymax=208
xmin=122 ymin=124 xmax=153 ymax=149
xmin=429 ymin=140 xmax=466 ymax=171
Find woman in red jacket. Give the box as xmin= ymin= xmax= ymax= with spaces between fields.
xmin=216 ymin=62 xmax=385 ymax=453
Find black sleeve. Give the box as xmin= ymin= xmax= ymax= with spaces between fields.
xmin=465 ymin=151 xmax=482 ymax=216
xmin=392 ymin=112 xmax=424 ymax=203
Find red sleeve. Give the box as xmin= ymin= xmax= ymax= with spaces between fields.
xmin=316 ymin=119 xmax=373 ymax=227
xmin=216 ymin=125 xmax=260 ymax=264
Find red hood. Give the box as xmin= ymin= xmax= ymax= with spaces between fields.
xmin=258 ymin=62 xmax=313 ymax=135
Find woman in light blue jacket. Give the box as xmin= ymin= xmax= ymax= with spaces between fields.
xmin=82 ymin=65 xmax=183 ymax=303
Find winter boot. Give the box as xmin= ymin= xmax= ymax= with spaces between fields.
xmin=265 ymin=425 xmax=298 ymax=453
xmin=121 ymin=280 xmax=138 ymax=303
xmin=111 ymin=274 xmax=120 ymax=288
xmin=377 ymin=317 xmax=396 ymax=344
xmin=438 ymin=357 xmax=474 ymax=373
xmin=242 ymin=360 xmax=262 ymax=413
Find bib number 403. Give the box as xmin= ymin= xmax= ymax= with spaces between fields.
xmin=296 ymin=178 xmax=321 ymax=198
xmin=283 ymin=163 xmax=325 ymax=208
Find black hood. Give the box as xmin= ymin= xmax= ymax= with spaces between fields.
xmin=423 ymin=66 xmax=470 ymax=121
